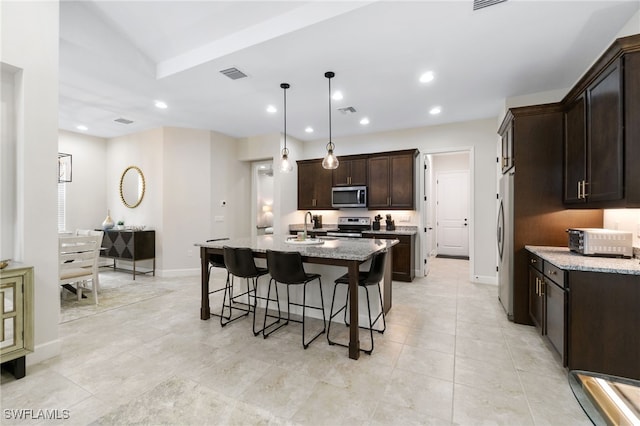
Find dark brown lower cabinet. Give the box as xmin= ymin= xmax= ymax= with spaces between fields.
xmin=527 ymin=251 xmax=567 ymax=366
xmin=365 ymin=232 xmax=415 ymax=282
xmin=568 ymin=271 xmax=640 ymax=380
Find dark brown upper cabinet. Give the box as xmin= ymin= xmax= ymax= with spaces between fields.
xmin=332 ymin=157 xmax=367 ymax=186
xmin=367 ymin=149 xmax=418 ymax=210
xmin=500 ymin=124 xmax=514 ymax=174
xmin=562 ymin=35 xmax=640 ymax=208
xmin=297 ymin=159 xmax=334 ymax=210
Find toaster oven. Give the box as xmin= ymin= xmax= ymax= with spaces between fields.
xmin=567 ymin=228 xmax=633 ymax=258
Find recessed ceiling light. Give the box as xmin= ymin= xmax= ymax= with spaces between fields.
xmin=266 ymin=105 xmax=277 ymax=113
xmin=332 ymin=91 xmax=343 ymax=101
xmin=305 ymin=126 xmax=314 ymax=133
xmin=420 ymin=71 xmax=435 ymax=83
xmin=430 ymin=106 xmax=442 ymax=115
xmin=154 ymin=100 xmax=168 ymax=109
xmin=360 ymin=117 xmax=370 ymax=125
xmin=76 ymin=125 xmax=88 ymax=131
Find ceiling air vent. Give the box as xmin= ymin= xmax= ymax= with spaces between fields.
xmin=473 ymin=0 xmax=507 ymax=10
xmin=220 ymin=67 xmax=248 ymax=80
xmin=114 ymin=118 xmax=134 ymax=125
xmin=337 ymin=106 xmax=357 ymax=114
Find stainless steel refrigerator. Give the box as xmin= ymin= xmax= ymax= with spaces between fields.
xmin=497 ymin=169 xmax=514 ymax=320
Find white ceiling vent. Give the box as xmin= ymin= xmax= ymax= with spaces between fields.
xmin=220 ymin=67 xmax=248 ymax=80
xmin=337 ymin=106 xmax=357 ymax=114
xmin=114 ymin=117 xmax=134 ymax=124
xmin=473 ymin=0 xmax=507 ymax=11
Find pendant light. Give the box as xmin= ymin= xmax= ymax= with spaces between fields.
xmin=280 ymin=82 xmax=293 ymax=173
xmin=322 ymin=71 xmax=339 ymax=170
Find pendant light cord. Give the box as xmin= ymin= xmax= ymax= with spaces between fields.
xmin=328 ymin=75 xmax=332 ymax=145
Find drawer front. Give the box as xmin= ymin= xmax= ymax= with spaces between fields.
xmin=528 ymin=252 xmax=543 ymax=273
xmin=544 ymin=261 xmax=566 ymax=288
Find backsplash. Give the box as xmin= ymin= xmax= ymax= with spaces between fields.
xmin=604 ymin=209 xmax=640 ymax=248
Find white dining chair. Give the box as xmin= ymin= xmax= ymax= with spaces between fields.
xmin=59 ymin=232 xmax=103 ymax=304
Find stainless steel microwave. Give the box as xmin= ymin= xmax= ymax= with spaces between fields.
xmin=332 ymin=186 xmax=367 ymax=208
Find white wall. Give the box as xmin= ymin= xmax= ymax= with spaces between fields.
xmin=209 ymin=130 xmax=251 ymax=241
xmin=58 ymin=130 xmax=107 ymax=231
xmin=162 ymin=127 xmax=212 ymax=273
xmin=1 ymin=0 xmax=61 ymax=363
xmin=300 ymin=118 xmax=498 ymax=282
xmin=604 ymin=209 xmax=640 ymax=248
xmin=1 ymin=65 xmax=18 ymax=259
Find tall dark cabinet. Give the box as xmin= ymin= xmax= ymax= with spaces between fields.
xmin=499 ymin=106 xmax=602 ymax=325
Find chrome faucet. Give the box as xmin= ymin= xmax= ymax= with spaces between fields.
xmin=304 ymin=211 xmax=313 ymax=240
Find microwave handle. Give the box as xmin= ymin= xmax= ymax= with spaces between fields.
xmin=358 ymin=189 xmax=364 ymax=203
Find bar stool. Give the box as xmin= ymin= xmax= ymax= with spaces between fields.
xmin=221 ymin=246 xmax=269 ymax=334
xmin=327 ymin=250 xmax=387 ymax=355
xmin=263 ymin=250 xmax=326 ymax=349
xmin=205 ymin=238 xmax=229 ymax=320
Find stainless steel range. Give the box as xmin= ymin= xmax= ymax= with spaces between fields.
xmin=327 ymin=217 xmax=371 ymax=238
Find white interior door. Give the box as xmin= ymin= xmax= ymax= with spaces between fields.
xmin=436 ymin=170 xmax=469 ymax=258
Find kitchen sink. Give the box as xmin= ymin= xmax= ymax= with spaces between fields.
xmin=284 ymin=237 xmax=325 ymax=245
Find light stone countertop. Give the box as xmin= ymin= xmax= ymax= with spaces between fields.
xmin=525 ymin=245 xmax=640 ymax=275
xmin=197 ymin=234 xmax=398 ymax=262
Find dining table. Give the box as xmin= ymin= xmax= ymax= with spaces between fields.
xmin=196 ymin=234 xmax=398 ymax=360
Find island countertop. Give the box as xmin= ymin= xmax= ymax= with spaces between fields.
xmin=525 ymin=245 xmax=640 ymax=275
xmin=196 ymin=234 xmax=398 ymax=262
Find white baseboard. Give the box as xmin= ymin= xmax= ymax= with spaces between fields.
xmin=156 ymin=268 xmax=200 ymax=278
xmin=26 ymin=338 xmax=62 ymax=366
xmin=472 ymin=274 xmax=498 ymax=285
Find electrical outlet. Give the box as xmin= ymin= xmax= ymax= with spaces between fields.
xmin=214 ymin=216 xmax=224 ymax=222
xmin=187 ymin=249 xmax=193 ymax=257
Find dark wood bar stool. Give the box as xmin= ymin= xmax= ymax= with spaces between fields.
xmin=327 ymin=250 xmax=387 ymax=354
xmin=220 ymin=246 xmax=269 ymax=333
xmin=263 ymin=250 xmax=326 ymax=349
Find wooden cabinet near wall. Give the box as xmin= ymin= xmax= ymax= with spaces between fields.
xmin=367 ymin=149 xmax=418 ymax=210
xmin=101 ymin=230 xmax=156 ymax=279
xmin=0 ymin=264 xmax=34 ymax=379
xmin=562 ymin=35 xmax=640 ymax=208
xmin=500 ymin=123 xmax=514 ymax=174
xmin=364 ymin=232 xmax=415 ymax=282
xmin=526 ymin=251 xmax=567 ymax=366
xmin=564 ymin=59 xmax=624 ymax=205
xmin=333 ymin=157 xmax=367 ymax=186
xmin=297 ymin=159 xmax=334 ymax=210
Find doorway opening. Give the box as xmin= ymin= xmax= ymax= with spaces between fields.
xmin=252 ymin=161 xmax=274 ymax=236
xmin=421 ymin=149 xmax=473 ymax=279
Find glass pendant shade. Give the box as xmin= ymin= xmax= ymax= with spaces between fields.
xmin=322 ymin=142 xmax=339 ymax=170
xmin=280 ymin=147 xmax=293 ymax=172
xmin=280 ymin=82 xmax=293 ymax=173
xmin=322 ymin=71 xmax=339 ymax=170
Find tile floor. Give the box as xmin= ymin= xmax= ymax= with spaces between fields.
xmin=1 ymin=257 xmax=590 ymax=425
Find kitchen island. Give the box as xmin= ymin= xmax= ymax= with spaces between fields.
xmin=196 ymin=235 xmax=398 ymax=360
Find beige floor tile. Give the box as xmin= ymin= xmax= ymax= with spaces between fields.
xmin=0 ymin=258 xmax=592 ymax=425
xmin=453 ymin=382 xmax=533 ymax=425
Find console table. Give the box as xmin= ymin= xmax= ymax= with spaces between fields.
xmin=100 ymin=229 xmax=155 ymax=279
xmin=0 ymin=263 xmax=34 ymax=379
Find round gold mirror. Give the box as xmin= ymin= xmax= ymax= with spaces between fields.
xmin=119 ymin=166 xmax=146 ymax=208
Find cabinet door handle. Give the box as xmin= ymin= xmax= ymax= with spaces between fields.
xmin=548 ymin=270 xmax=556 ymax=276
xmin=535 ymin=277 xmax=539 ymax=295
xmin=582 ymin=181 xmax=589 ymax=199
xmin=531 ymin=258 xmax=537 ymax=264
xmin=540 ymin=280 xmax=545 ymax=297
xmin=577 ymin=181 xmax=582 ymax=199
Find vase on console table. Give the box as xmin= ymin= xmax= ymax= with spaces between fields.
xmin=102 ymin=210 xmax=115 ymax=230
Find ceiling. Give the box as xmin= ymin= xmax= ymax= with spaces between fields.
xmin=59 ymin=0 xmax=640 ymax=142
